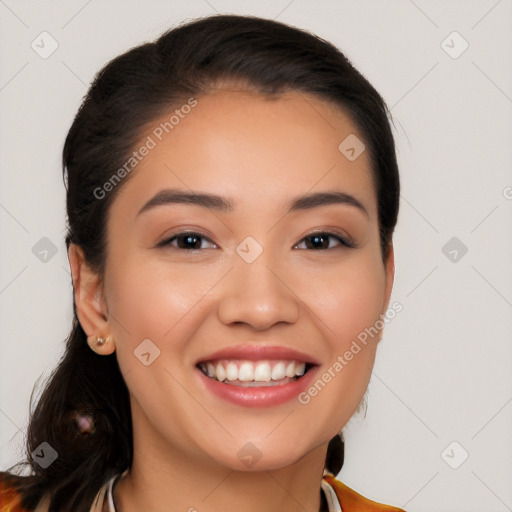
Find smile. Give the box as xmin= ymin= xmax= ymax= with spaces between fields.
xmin=194 ymin=344 xmax=320 ymax=407
xmin=197 ymin=359 xmax=313 ymax=387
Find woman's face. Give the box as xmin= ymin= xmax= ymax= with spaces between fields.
xmin=95 ymin=88 xmax=394 ymax=470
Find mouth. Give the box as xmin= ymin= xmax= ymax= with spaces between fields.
xmin=194 ymin=344 xmax=320 ymax=407
xmin=196 ymin=359 xmax=316 ymax=387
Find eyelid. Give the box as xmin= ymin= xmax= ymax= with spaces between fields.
xmin=155 ymin=229 xmax=216 ymax=249
xmin=156 ymin=228 xmax=357 ymax=250
xmin=296 ymin=228 xmax=357 ymax=249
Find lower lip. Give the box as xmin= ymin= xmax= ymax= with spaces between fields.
xmin=196 ymin=365 xmax=319 ymax=407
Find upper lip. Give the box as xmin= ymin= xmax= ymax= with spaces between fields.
xmin=196 ymin=344 xmax=321 ymax=365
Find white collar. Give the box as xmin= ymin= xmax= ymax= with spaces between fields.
xmin=102 ymin=470 xmax=342 ymax=512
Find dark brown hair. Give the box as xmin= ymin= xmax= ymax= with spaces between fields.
xmin=3 ymin=13 xmax=399 ymax=511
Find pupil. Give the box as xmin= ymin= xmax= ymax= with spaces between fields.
xmin=310 ymin=235 xmax=327 ymax=249
xmin=183 ymin=235 xmax=198 ymax=249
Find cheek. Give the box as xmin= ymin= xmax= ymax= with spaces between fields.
xmin=104 ymin=253 xmax=226 ymax=352
xmin=301 ymin=253 xmax=385 ymax=409
xmin=311 ymin=254 xmax=386 ymax=346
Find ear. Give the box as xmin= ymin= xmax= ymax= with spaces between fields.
xmin=381 ymin=241 xmax=395 ymax=314
xmin=68 ymin=243 xmax=115 ymax=355
xmin=377 ymin=241 xmax=395 ymax=343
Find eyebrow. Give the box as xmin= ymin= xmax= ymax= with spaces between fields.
xmin=136 ymin=188 xmax=369 ymax=218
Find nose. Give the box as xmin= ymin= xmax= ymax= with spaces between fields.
xmin=217 ymin=251 xmax=300 ymax=331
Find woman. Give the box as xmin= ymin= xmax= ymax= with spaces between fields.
xmin=1 ymin=13 xmax=404 ymax=512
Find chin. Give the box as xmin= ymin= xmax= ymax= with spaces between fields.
xmin=203 ymin=437 xmax=318 ymax=473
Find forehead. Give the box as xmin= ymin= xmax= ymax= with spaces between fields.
xmin=111 ymin=88 xmax=377 ymax=221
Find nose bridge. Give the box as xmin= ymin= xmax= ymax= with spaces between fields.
xmin=216 ymin=239 xmax=299 ymax=329
xmin=236 ymin=244 xmax=281 ymax=293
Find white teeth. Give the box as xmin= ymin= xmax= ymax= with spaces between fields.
xmin=238 ymin=362 xmax=254 ymax=381
xmin=226 ymin=362 xmax=238 ymax=381
xmin=206 ymin=362 xmax=216 ymax=378
xmin=215 ymin=362 xmax=226 ymax=382
xmin=199 ymin=359 xmax=310 ymax=383
xmin=271 ymin=362 xmax=286 ymax=380
xmin=285 ymin=362 xmax=296 ymax=378
xmin=295 ymin=362 xmax=306 ymax=377
xmin=254 ymin=362 xmax=272 ymax=382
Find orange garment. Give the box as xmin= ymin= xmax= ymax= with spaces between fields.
xmin=323 ymin=473 xmax=406 ymax=511
xmin=1 ymin=470 xmax=406 ymax=511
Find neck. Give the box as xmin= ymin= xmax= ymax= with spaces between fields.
xmin=115 ymin=466 xmax=328 ymax=512
xmin=113 ymin=412 xmax=330 ymax=512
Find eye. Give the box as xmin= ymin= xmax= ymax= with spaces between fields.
xmin=294 ymin=231 xmax=356 ymax=250
xmin=156 ymin=231 xmax=217 ymax=251
xmin=156 ymin=230 xmax=356 ymax=252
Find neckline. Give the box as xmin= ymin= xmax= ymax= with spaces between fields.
xmin=104 ymin=470 xmax=342 ymax=512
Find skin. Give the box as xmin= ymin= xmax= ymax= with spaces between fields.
xmin=68 ymin=87 xmax=395 ymax=512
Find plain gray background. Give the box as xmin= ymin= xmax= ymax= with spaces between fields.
xmin=1 ymin=1 xmax=511 ymax=511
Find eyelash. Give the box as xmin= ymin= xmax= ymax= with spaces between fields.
xmin=155 ymin=230 xmax=357 ymax=251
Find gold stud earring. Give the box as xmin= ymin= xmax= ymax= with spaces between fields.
xmin=87 ymin=334 xmax=114 ymax=353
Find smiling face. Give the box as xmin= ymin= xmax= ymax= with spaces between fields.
xmin=75 ymin=87 xmax=394 ymax=472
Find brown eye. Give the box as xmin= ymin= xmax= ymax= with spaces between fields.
xmin=294 ymin=231 xmax=356 ymax=250
xmin=156 ymin=232 xmax=217 ymax=251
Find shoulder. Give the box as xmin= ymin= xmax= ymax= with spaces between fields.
xmin=0 ymin=471 xmax=28 ymax=511
xmin=324 ymin=473 xmax=406 ymax=512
